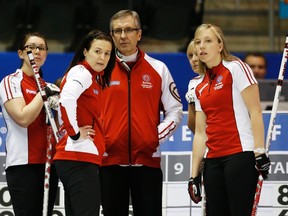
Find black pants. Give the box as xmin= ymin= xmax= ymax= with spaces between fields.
xmin=99 ymin=165 xmax=163 ymax=216
xmin=6 ymin=164 xmax=58 ymax=216
xmin=55 ymin=160 xmax=101 ymax=216
xmin=204 ymin=151 xmax=258 ymax=216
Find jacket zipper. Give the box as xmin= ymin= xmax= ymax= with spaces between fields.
xmin=127 ymin=70 xmax=132 ymax=164
xmin=120 ymin=59 xmax=133 ymax=165
xmin=208 ymin=70 xmax=215 ymax=93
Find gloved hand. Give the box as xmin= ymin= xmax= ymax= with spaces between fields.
xmin=255 ymin=153 xmax=271 ymax=180
xmin=185 ymin=88 xmax=195 ymax=104
xmin=188 ymin=175 xmax=202 ymax=204
xmin=44 ymin=83 xmax=60 ymax=98
xmin=45 ymin=83 xmax=60 ymax=110
xmin=47 ymin=95 xmax=60 ymax=110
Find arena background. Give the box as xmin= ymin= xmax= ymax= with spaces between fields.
xmin=1 ymin=0 xmax=288 ymax=215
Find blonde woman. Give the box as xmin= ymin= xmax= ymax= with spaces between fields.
xmin=185 ymin=39 xmax=204 ymax=134
xmin=188 ymin=24 xmax=270 ymax=215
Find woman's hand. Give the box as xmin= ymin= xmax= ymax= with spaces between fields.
xmin=79 ymin=125 xmax=95 ymax=141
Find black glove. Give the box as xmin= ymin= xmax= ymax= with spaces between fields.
xmin=44 ymin=83 xmax=60 ymax=110
xmin=44 ymin=83 xmax=60 ymax=98
xmin=188 ymin=175 xmax=202 ymax=204
xmin=255 ymin=153 xmax=271 ymax=180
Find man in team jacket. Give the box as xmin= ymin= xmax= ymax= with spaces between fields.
xmin=99 ymin=10 xmax=183 ymax=216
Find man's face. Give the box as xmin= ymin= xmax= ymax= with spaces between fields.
xmin=110 ymin=15 xmax=142 ymax=56
xmin=245 ymin=56 xmax=267 ymax=79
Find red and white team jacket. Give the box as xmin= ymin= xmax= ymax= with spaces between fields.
xmin=100 ymin=49 xmax=183 ymax=168
xmin=0 ymin=69 xmax=48 ymax=169
xmin=53 ymin=62 xmax=105 ymax=165
xmin=195 ymin=60 xmax=258 ymax=158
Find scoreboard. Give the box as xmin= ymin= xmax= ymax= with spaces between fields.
xmin=0 ymin=111 xmax=287 ymax=216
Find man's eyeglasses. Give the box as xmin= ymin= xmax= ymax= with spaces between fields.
xmin=23 ymin=44 xmax=48 ymax=52
xmin=112 ymin=27 xmax=140 ymax=36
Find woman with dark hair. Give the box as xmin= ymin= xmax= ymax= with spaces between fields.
xmin=0 ymin=32 xmax=59 ymax=215
xmin=53 ymin=29 xmax=115 ymax=216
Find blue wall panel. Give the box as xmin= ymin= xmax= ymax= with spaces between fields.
xmin=0 ymin=52 xmax=284 ymax=111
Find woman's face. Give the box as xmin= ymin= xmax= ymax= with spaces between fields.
xmin=187 ymin=47 xmax=200 ymax=74
xmin=19 ymin=36 xmax=48 ymax=68
xmin=84 ymin=39 xmax=112 ymax=72
xmin=195 ymin=28 xmax=222 ymax=68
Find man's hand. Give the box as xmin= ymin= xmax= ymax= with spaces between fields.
xmin=188 ymin=175 xmax=202 ymax=204
xmin=255 ymin=153 xmax=271 ymax=180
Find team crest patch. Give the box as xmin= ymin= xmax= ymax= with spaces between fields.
xmin=141 ymin=74 xmax=153 ymax=89
xmin=214 ymin=75 xmax=223 ymax=90
xmin=169 ymin=82 xmax=181 ymax=102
